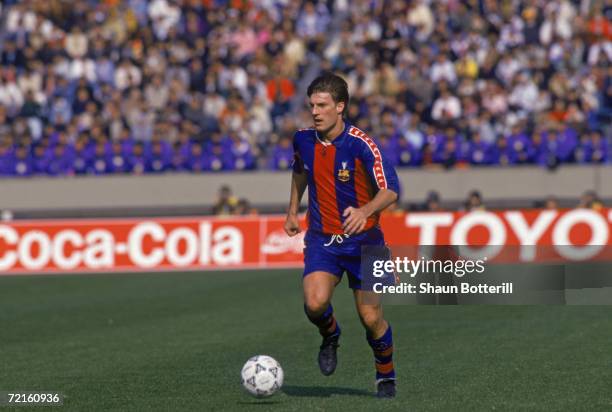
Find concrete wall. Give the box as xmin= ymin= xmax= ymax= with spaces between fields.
xmin=0 ymin=165 xmax=610 ymax=213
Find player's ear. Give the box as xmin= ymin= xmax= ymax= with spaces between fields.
xmin=336 ymin=101 xmax=345 ymax=115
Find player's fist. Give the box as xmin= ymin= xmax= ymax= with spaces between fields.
xmin=284 ymin=213 xmax=301 ymax=237
xmin=342 ymin=206 xmax=368 ymax=235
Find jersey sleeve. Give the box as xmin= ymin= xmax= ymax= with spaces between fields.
xmin=354 ymin=135 xmax=401 ymax=197
xmin=291 ymin=132 xmax=304 ymax=174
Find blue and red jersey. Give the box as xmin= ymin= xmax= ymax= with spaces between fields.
xmin=293 ymin=122 xmax=400 ymax=235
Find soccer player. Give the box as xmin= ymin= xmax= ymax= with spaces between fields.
xmin=284 ymin=73 xmax=400 ymax=398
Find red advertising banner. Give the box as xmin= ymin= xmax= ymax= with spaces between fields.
xmin=0 ymin=208 xmax=611 ymax=274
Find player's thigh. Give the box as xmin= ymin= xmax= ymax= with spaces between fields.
xmin=303 ymin=271 xmax=340 ymax=309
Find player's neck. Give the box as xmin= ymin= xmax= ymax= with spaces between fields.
xmin=320 ymin=119 xmax=345 ymax=143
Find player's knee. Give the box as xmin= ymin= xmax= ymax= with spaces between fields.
xmin=358 ymin=308 xmax=383 ymax=331
xmin=304 ymin=295 xmax=329 ymax=318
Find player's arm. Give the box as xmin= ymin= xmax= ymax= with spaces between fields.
xmin=285 ymin=170 xmax=307 ymax=236
xmin=343 ymin=188 xmax=398 ymax=235
xmin=285 ymin=141 xmax=307 ymax=236
xmin=343 ymin=137 xmax=401 ymax=235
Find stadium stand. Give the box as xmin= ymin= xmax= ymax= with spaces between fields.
xmin=0 ymin=0 xmax=609 ymax=178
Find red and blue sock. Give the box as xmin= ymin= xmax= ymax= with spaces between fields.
xmin=367 ymin=324 xmax=395 ymax=381
xmin=304 ymin=303 xmax=341 ymax=338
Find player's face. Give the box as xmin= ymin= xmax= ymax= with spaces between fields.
xmin=309 ymin=92 xmax=344 ymax=136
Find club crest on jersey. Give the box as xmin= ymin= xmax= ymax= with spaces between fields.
xmin=337 ymin=161 xmax=350 ymax=182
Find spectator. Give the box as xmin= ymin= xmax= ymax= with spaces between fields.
xmin=464 ymin=190 xmax=485 ymax=211
xmin=423 ymin=191 xmax=442 ymax=212
xmin=544 ymin=196 xmax=559 ymax=210
xmin=212 ymin=185 xmax=238 ymax=216
xmin=270 ymin=136 xmax=294 ymax=171
xmin=578 ymin=190 xmax=604 ymax=210
xmin=234 ymin=198 xmax=258 ymax=216
xmin=0 ymin=0 xmax=608 ymax=181
xmin=431 ymin=88 xmax=462 ymax=123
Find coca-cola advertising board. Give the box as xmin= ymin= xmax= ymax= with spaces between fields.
xmin=0 ymin=208 xmax=611 ymax=274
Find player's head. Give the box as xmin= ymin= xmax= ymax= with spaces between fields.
xmin=307 ymin=72 xmax=349 ymax=134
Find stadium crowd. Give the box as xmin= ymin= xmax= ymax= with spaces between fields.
xmin=0 ymin=0 xmax=610 ymax=177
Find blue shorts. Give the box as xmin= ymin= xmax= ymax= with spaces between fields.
xmin=303 ymin=227 xmax=387 ymax=290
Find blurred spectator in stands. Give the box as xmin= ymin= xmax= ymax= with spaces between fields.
xmin=578 ymin=190 xmax=604 ymax=210
xmin=464 ymin=190 xmax=485 ymax=211
xmin=506 ymin=123 xmax=533 ymax=164
xmin=1 ymin=208 xmax=14 ymax=221
xmin=431 ymin=87 xmax=461 ymax=124
xmin=296 ymin=1 xmax=330 ymax=53
xmin=0 ymin=0 xmax=609 ymax=180
xmin=430 ymin=53 xmax=457 ymax=86
xmin=266 ymin=68 xmax=296 ymax=123
xmin=212 ymin=185 xmax=238 ymax=216
xmin=423 ymin=191 xmax=442 ymax=212
xmin=227 ymin=134 xmax=256 ymax=171
xmin=8 ymin=145 xmax=33 ymax=177
xmin=234 ymin=198 xmax=258 ymax=216
xmin=269 ymin=136 xmax=294 ymax=171
xmin=544 ymin=196 xmax=559 ymax=210
xmin=376 ymin=132 xmax=399 ymax=167
xmin=575 ymin=129 xmax=608 ymax=164
xmin=466 ymin=130 xmax=495 ymax=166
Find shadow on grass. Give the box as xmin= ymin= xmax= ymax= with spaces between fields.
xmin=236 ymin=400 xmax=283 ymax=406
xmin=282 ymin=385 xmax=373 ymax=398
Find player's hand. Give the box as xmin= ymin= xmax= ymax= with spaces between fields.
xmin=342 ymin=207 xmax=368 ymax=235
xmin=284 ymin=213 xmax=301 ymax=237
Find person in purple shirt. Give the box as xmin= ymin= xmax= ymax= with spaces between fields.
xmin=589 ymin=130 xmax=608 ymax=163
xmin=147 ymin=136 xmax=173 ymax=158
xmin=432 ymin=128 xmax=465 ymax=168
xmin=87 ymin=140 xmax=114 ymax=175
xmin=538 ymin=126 xmax=578 ymax=167
xmin=0 ymin=143 xmax=11 ymax=175
xmin=32 ymin=142 xmax=53 ymax=174
xmin=145 ymin=140 xmax=173 ymax=173
xmin=7 ymin=145 xmax=34 ymax=177
xmin=171 ymin=140 xmax=187 ymax=172
xmin=182 ymin=142 xmax=208 ymax=172
xmin=506 ymin=124 xmax=533 ymax=164
xmin=127 ymin=142 xmax=147 ymax=175
xmin=576 ymin=129 xmax=608 ymax=164
xmin=227 ymin=134 xmax=256 ymax=171
xmin=72 ymin=137 xmax=95 ymax=175
xmin=466 ymin=130 xmax=495 ymax=166
xmin=425 ymin=126 xmax=446 ymax=159
xmin=117 ymin=129 xmax=136 ymax=158
xmin=269 ymin=136 xmax=294 ymax=170
xmin=174 ymin=131 xmax=194 ymax=166
xmin=205 ymin=143 xmax=226 ymax=172
xmin=491 ymin=136 xmax=515 ymax=166
xmin=396 ymin=136 xmax=423 ymax=167
xmin=106 ymin=140 xmax=131 ymax=173
xmin=205 ymin=133 xmax=234 ymax=171
xmin=375 ymin=132 xmax=400 ymax=168
xmin=46 ymin=144 xmax=75 ymax=176
xmin=528 ymin=129 xmax=546 ymax=164
xmin=553 ymin=126 xmax=578 ymax=163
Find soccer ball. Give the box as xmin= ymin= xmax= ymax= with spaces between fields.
xmin=241 ymin=355 xmax=284 ymax=398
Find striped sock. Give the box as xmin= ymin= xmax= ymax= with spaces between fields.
xmin=367 ymin=324 xmax=395 ymax=381
xmin=304 ymin=303 xmax=340 ymax=338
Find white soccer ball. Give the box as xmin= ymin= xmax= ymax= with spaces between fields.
xmin=241 ymin=355 xmax=284 ymax=398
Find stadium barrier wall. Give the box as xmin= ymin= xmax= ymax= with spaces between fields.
xmin=1 ymin=208 xmax=611 ymax=275
xmin=0 ymin=165 xmax=611 ymax=212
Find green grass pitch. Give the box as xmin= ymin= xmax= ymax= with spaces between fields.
xmin=1 ymin=269 xmax=612 ymax=411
